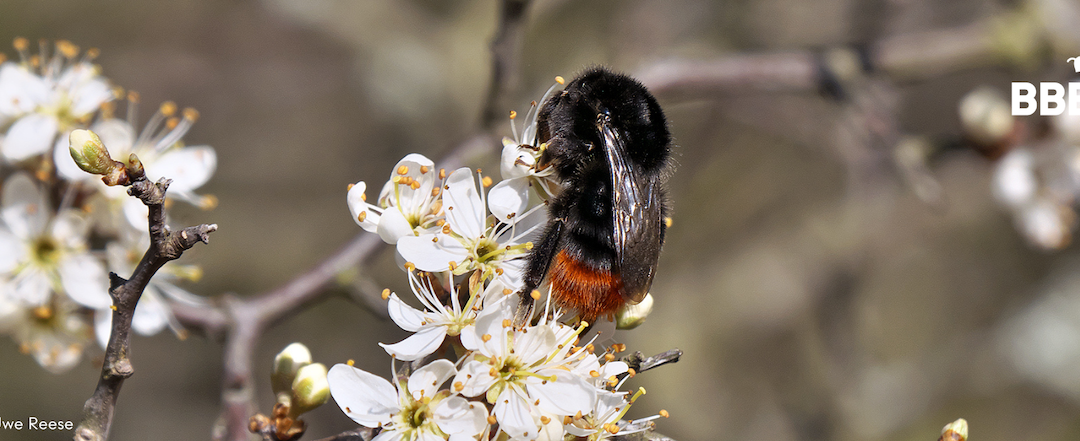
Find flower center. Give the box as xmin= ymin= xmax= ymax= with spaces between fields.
xmin=32 ymin=237 xmax=61 ymax=266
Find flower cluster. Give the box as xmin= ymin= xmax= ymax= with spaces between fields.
xmin=0 ymin=38 xmax=214 ymax=372
xmin=331 ymin=82 xmax=668 ymax=440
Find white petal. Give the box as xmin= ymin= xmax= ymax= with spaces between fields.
xmin=434 ymin=396 xmax=487 ymax=436
xmin=69 ymin=76 xmax=112 ymax=117
xmin=59 ymin=253 xmax=112 ymax=309
xmin=0 ymin=63 xmax=48 ymax=115
xmin=386 ymin=293 xmax=426 ymax=332
xmin=327 ymin=364 xmax=399 ymax=427
xmin=454 ymin=359 xmax=498 ymax=398
xmin=347 ymin=181 xmax=381 ymax=233
xmin=408 ymin=358 xmax=456 ymax=400
xmin=147 ymin=146 xmax=216 ymax=192
xmin=0 ymin=228 xmax=23 ymax=272
xmin=488 ymin=178 xmax=531 ymax=224
xmin=49 ymin=210 xmax=90 ymax=249
xmin=379 ymin=325 xmax=447 ymax=361
xmin=396 ymin=234 xmax=463 ymax=272
xmin=494 ymin=385 xmax=540 ymax=441
xmin=527 ymin=369 xmax=597 ymax=416
xmin=94 ymin=308 xmax=112 ymax=349
xmin=500 ymin=142 xmax=533 ymax=180
xmin=131 ymin=288 xmax=170 ymax=336
xmin=993 ymin=148 xmax=1037 ymax=208
xmin=377 ymin=208 xmax=414 ymax=244
xmin=391 ymin=154 xmax=437 ymax=217
xmin=371 ymin=430 xmax=405 ymax=441
xmin=472 ymin=296 xmax=514 ymax=356
xmin=513 ymin=324 xmax=557 ymax=366
xmin=443 ymin=168 xmax=485 ymax=239
xmin=122 ymin=197 xmax=150 ymax=231
xmin=2 ymin=172 xmax=48 ymax=238
xmin=12 ymin=267 xmax=51 ymax=305
xmin=91 ymin=118 xmax=136 ymax=157
xmin=563 ymin=423 xmax=598 ymax=437
xmin=3 ymin=114 xmax=58 ymax=161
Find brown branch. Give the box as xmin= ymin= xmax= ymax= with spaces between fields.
xmin=74 ymin=164 xmax=217 ymax=441
xmin=480 ymin=0 xmax=532 ymax=131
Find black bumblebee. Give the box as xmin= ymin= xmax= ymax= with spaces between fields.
xmin=516 ymin=67 xmax=671 ymax=325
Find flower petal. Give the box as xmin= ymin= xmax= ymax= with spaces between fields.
xmin=396 ymin=234 xmax=464 ymax=273
xmin=327 ymin=364 xmax=399 ymax=428
xmin=12 ymin=267 xmax=51 ymax=305
xmin=386 ymin=293 xmax=426 ymax=332
xmin=131 ymin=287 xmax=170 ymax=336
xmin=3 ymin=113 xmax=58 ymax=161
xmin=148 ymin=146 xmax=216 ymax=192
xmin=493 ymin=385 xmax=540 ymax=441
xmin=2 ymin=172 xmax=48 ymax=238
xmin=443 ymin=168 xmax=485 ymax=239
xmin=59 ymin=253 xmax=111 ymax=309
xmin=69 ymin=75 xmax=112 ymax=117
xmin=376 ymin=207 xmax=414 ymax=244
xmin=408 ymin=358 xmax=456 ymax=400
xmin=488 ymin=178 xmax=530 ymax=224
xmin=347 ymin=181 xmax=381 ymax=233
xmin=434 ymin=396 xmax=487 ymax=437
xmin=454 ymin=359 xmax=498 ymax=398
xmin=0 ymin=63 xmax=48 ymax=115
xmin=379 ymin=325 xmax=447 ymax=361
xmin=94 ymin=308 xmax=112 ymax=349
xmin=527 ymin=368 xmax=597 ymax=416
xmin=0 ymin=228 xmax=24 ymax=273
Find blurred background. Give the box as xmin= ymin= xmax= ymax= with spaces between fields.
xmin=3 ymin=0 xmax=1080 ymax=440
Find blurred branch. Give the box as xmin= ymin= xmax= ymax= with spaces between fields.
xmin=480 ymin=0 xmax=532 ymax=131
xmin=75 ymin=165 xmax=217 ymax=441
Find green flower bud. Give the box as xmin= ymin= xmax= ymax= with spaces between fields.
xmin=289 ymin=363 xmax=329 ymax=418
xmin=940 ymin=418 xmax=968 ymax=441
xmin=68 ymin=129 xmax=116 ymax=175
xmin=616 ymin=293 xmax=654 ymax=330
xmin=272 ymin=343 xmax=312 ymax=396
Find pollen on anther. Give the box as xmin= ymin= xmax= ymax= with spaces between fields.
xmin=405 ymin=262 xmax=416 ymax=272
xmin=381 ymin=289 xmax=390 ymax=300
xmin=604 ymin=353 xmax=615 ymax=362
xmin=555 ymin=76 xmax=565 ymax=84
xmin=540 ymin=416 xmax=551 ymax=424
xmin=448 ymin=261 xmax=457 ymax=271
xmin=397 ymin=165 xmax=409 ymax=175
xmin=509 ymin=110 xmax=518 ymax=120
xmin=482 ymin=334 xmax=492 ymax=342
xmin=607 ymin=376 xmax=618 ymax=387
xmin=530 ymin=290 xmax=541 ymax=300
xmin=160 ymin=101 xmax=178 ymax=116
xmin=347 ymin=183 xmax=355 ymax=191
xmin=360 ymin=193 xmax=367 ymax=201
xmin=627 ymin=368 xmax=637 ymax=377
xmin=502 ymin=288 xmax=512 ymax=296
xmin=454 ymin=381 xmax=464 ymax=392
xmin=13 ymin=37 xmax=29 ymax=51
xmin=659 ymin=409 xmax=670 ymax=418
xmin=563 ymin=416 xmax=572 ymax=424
xmin=439 ymin=169 xmax=447 ymax=179
xmin=357 ymin=212 xmax=367 ymax=222
xmin=502 ymin=319 xmax=512 ymax=328
xmin=182 ymin=107 xmax=200 ymax=121
xmin=347 ymin=359 xmax=355 ymax=366
xmin=487 ymin=415 xmax=497 ymax=425
xmin=420 ymin=165 xmax=430 ymax=174
xmin=110 ymin=305 xmax=118 ymax=311
xmin=489 ymin=368 xmax=498 ymax=377
xmin=345 ymin=407 xmax=351 ymax=413
xmin=664 ymin=217 xmax=673 ymax=228
xmin=589 ymin=370 xmax=600 ymax=378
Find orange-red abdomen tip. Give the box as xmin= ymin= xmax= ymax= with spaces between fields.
xmin=549 ymin=250 xmax=624 ymax=323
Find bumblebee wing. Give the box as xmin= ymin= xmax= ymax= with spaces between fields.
xmin=599 ymin=120 xmax=662 ymax=304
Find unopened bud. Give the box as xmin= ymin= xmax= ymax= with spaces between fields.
xmin=939 ymin=418 xmax=968 ymax=441
xmin=959 ymin=86 xmax=1014 ymax=147
xmin=68 ymin=129 xmax=118 ymax=176
xmin=272 ymin=343 xmax=312 ymax=396
xmin=616 ymin=293 xmax=654 ymax=329
xmin=289 ymin=363 xmax=329 ymax=418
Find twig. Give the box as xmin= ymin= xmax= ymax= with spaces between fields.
xmin=309 ymin=428 xmax=376 ymax=441
xmin=73 ymin=165 xmax=217 ymax=441
xmin=480 ymin=0 xmax=532 ymax=130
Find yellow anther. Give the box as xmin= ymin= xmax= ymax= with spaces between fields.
xmin=57 ymin=40 xmax=79 ymax=58
xmin=410 ymin=180 xmax=420 ymax=190
xmin=360 ymin=192 xmax=367 ymax=202
xmin=555 ymin=76 xmax=565 ymax=85
xmin=32 ymin=306 xmax=53 ymax=320
xmin=589 ymin=370 xmax=600 ymax=378
xmin=606 ymin=424 xmax=619 ymax=434
xmin=627 ymin=368 xmax=636 ymax=377
xmin=166 ymin=117 xmax=180 ymax=130
xmin=502 ymin=288 xmax=512 ymax=296
xmin=607 ymin=376 xmax=618 ymax=387
xmin=525 ymin=242 xmax=534 ymax=250
xmin=585 ymin=343 xmax=595 ymax=353
xmin=489 ymin=367 xmax=498 ymax=377
xmin=530 ymin=290 xmax=541 ymax=300
xmin=563 ymin=416 xmax=573 ymax=425
xmin=86 ymin=47 xmax=100 ymax=59
xmin=397 ymin=165 xmax=409 ymax=175
xmin=454 ymin=381 xmax=464 ymax=392
xmin=487 ymin=415 xmax=497 ymax=425
xmin=346 ymin=183 xmax=354 ymax=191
xmin=160 ymin=101 xmax=178 ymax=116
xmin=614 ymin=343 xmax=626 ymax=353
xmin=356 ymin=211 xmax=367 ymax=223
xmin=127 ymin=90 xmax=140 ymax=103
xmin=183 ymin=107 xmax=200 ymax=121
xmin=448 ymin=261 xmax=457 ymax=271
xmin=540 ymin=415 xmax=550 ymax=424
xmin=431 ymin=187 xmax=441 ymax=197
xmin=442 ymin=225 xmax=452 ymax=234
xmin=347 ymin=359 xmax=355 ymax=366
xmin=482 ymin=176 xmax=493 ymax=188
xmin=404 ymin=262 xmax=416 ymax=272
xmin=604 ymin=353 xmax=615 ymax=362
xmin=482 ymin=334 xmax=492 ymax=342
xmin=495 ymin=268 xmax=504 ymax=275
xmin=509 ymin=110 xmax=517 ymax=120
xmin=502 ymin=319 xmax=512 ymax=328
xmin=13 ymin=37 xmax=29 ymax=51
xmin=381 ymin=289 xmax=390 ymax=300
xmin=659 ymin=409 xmax=670 ymax=418
xmin=664 ymin=217 xmax=673 ymax=228
xmin=439 ymin=168 xmax=446 ymax=179
xmin=110 ymin=305 xmax=118 ymax=311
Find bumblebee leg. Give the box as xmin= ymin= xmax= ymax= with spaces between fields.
xmin=514 ymin=217 xmax=565 ymax=326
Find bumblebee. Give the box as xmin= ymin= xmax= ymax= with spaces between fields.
xmin=516 ymin=67 xmax=671 ymax=325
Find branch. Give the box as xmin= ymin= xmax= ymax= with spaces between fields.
xmin=480 ymin=0 xmax=532 ymax=131
xmin=73 ymin=161 xmax=216 ymax=441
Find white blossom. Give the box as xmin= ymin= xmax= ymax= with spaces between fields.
xmin=328 ymin=359 xmax=487 ymax=441
xmin=397 ymin=168 xmax=542 ymax=288
xmin=0 ymin=39 xmax=112 ymax=162
xmin=348 ymin=154 xmax=443 ymax=244
xmin=0 ymin=291 xmax=92 ymax=374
